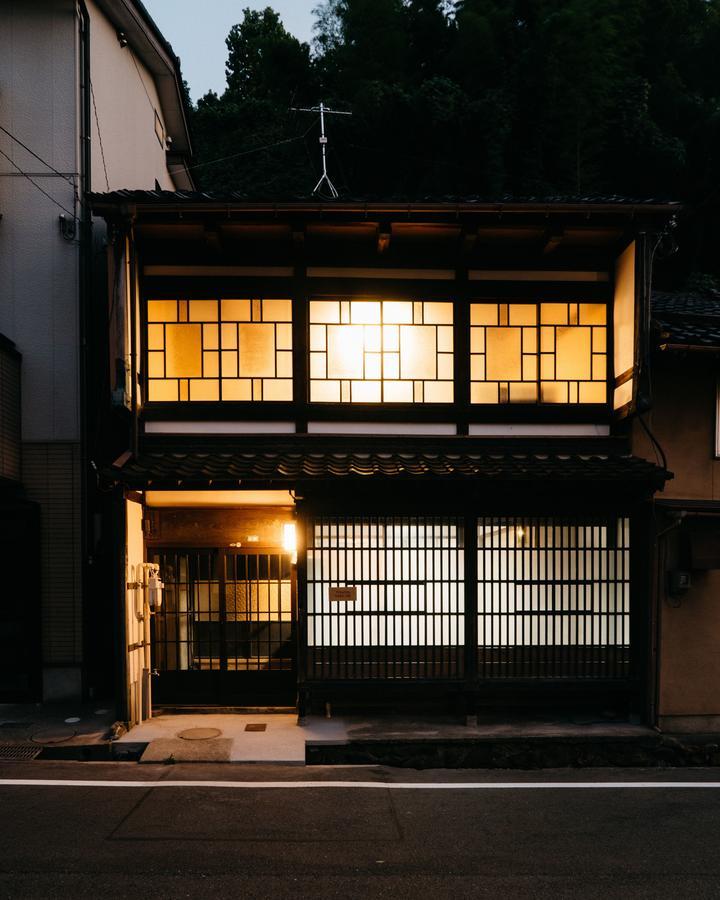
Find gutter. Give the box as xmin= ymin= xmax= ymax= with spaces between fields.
xmin=659 ymin=343 xmax=720 ymax=353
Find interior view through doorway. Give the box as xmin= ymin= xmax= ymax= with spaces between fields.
xmin=140 ymin=491 xmax=297 ymax=708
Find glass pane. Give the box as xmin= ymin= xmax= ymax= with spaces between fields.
xmin=262 ymin=299 xmax=292 ymax=322
xmin=238 ymin=323 xmax=275 ymax=377
xmin=400 ymin=325 xmax=436 ymax=379
xmin=147 ymin=300 xmax=177 ymax=322
xmin=223 ymin=379 xmax=252 ymax=400
xmin=189 ymin=300 xmax=217 ymax=322
xmin=221 ymin=299 xmax=251 ymax=321
xmin=471 ymin=304 xmax=498 ymax=326
xmin=580 ymin=303 xmax=606 ymax=325
xmin=486 ymin=327 xmax=521 ymax=381
xmin=310 ymin=300 xmax=340 ymax=323
xmin=350 ymin=301 xmax=381 ymax=324
xmin=165 ymin=324 xmax=202 ymax=377
xmin=264 ymin=379 xmax=293 ymax=400
xmin=423 ymin=302 xmax=453 ymax=324
xmin=189 ymin=379 xmax=219 ymax=401
xmin=556 ymin=327 xmax=591 ymax=380
xmin=327 ymin=325 xmax=364 ymax=378
xmin=540 ymin=303 xmax=568 ymax=325
xmin=509 ymin=304 xmax=537 ymax=326
xmin=383 ymin=301 xmax=413 ymax=324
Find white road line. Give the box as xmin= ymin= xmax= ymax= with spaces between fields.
xmin=1 ymin=780 xmax=720 ymax=790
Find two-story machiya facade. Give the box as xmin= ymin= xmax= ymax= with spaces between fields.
xmin=90 ymin=193 xmax=678 ymax=726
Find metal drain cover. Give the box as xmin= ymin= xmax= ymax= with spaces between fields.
xmin=177 ymin=728 xmax=222 ymax=741
xmin=245 ymin=723 xmax=267 ymax=732
xmin=0 ymin=744 xmax=41 ymax=761
xmin=31 ymin=728 xmax=77 ymax=745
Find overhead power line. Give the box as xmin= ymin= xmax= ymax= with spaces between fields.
xmin=0 ymin=123 xmax=77 ymax=186
xmin=90 ymin=79 xmax=110 ymax=191
xmin=187 ymin=119 xmax=319 ymax=172
xmin=0 ymin=146 xmax=77 ymax=219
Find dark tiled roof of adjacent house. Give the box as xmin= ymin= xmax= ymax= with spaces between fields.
xmin=653 ymin=291 xmax=720 ymax=349
xmin=110 ymin=446 xmax=669 ymax=487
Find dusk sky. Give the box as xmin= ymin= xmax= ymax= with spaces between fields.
xmin=143 ymin=0 xmax=318 ymax=100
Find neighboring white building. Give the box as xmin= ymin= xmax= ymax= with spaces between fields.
xmin=0 ymin=0 xmax=193 ymax=701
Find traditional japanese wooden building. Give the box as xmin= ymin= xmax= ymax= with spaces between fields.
xmin=90 ymin=192 xmax=678 ymax=725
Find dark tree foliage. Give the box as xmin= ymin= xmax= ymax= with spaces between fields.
xmin=188 ymin=1 xmax=720 ymax=282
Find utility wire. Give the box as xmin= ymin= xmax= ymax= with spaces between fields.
xmin=0 ymin=146 xmax=77 ymax=219
xmin=188 ymin=119 xmax=318 ymax=172
xmin=128 ymin=48 xmax=157 ymax=114
xmin=90 ymin=78 xmax=110 ymax=191
xmin=0 ymin=123 xmax=77 ymax=186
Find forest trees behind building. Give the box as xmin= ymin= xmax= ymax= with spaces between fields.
xmin=189 ymin=0 xmax=720 ymax=283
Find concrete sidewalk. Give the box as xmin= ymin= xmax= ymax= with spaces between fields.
xmin=117 ymin=712 xmax=669 ymax=767
xmin=0 ymin=702 xmax=117 ymax=759
xmin=5 ymin=704 xmax=720 ymax=767
xmin=117 ymin=713 xmax=348 ymax=764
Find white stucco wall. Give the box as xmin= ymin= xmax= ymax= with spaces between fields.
xmin=0 ymin=0 xmax=181 ymax=444
xmin=86 ymin=0 xmax=176 ymax=191
xmin=0 ymin=0 xmax=81 ymax=442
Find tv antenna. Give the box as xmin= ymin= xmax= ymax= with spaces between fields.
xmin=291 ymin=101 xmax=352 ymax=199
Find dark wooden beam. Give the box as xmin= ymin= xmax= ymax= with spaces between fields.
xmin=543 ymin=227 xmax=564 ymax=255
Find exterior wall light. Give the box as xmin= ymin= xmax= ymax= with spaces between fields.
xmin=283 ymin=522 xmax=297 ymax=564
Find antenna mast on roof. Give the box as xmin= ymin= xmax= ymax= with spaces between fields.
xmin=291 ymin=101 xmax=352 ymax=199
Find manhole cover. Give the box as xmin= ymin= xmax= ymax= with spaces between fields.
xmin=177 ymin=728 xmax=222 ymax=741
xmin=245 ymin=723 xmax=267 ymax=732
xmin=31 ymin=728 xmax=77 ymax=745
xmin=0 ymin=744 xmax=41 ymax=761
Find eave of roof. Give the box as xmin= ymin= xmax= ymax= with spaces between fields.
xmin=653 ymin=291 xmax=720 ymax=351
xmin=108 ymin=445 xmax=671 ymax=488
xmin=90 ymin=190 xmax=681 ymax=215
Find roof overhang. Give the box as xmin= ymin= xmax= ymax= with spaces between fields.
xmin=91 ymin=195 xmax=681 ymax=219
xmin=106 ymin=438 xmax=672 ymax=492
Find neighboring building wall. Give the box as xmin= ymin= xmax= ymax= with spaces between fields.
xmin=22 ymin=442 xmax=83 ymax=697
xmin=0 ymin=0 xmax=81 ymax=444
xmin=0 ymin=337 xmax=21 ymax=482
xmin=633 ymin=358 xmax=720 ymax=729
xmin=0 ymin=1 xmax=83 ymax=698
xmin=87 ymin=0 xmax=177 ymax=191
xmin=0 ymin=0 xmax=187 ymax=699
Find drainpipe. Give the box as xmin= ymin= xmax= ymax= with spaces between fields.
xmin=77 ymin=0 xmax=92 ymax=699
xmin=128 ymin=222 xmax=139 ymax=458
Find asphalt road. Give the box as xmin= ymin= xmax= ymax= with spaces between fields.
xmin=2 ymin=762 xmax=720 ymax=899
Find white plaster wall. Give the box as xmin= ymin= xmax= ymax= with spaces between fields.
xmin=0 ymin=0 xmax=181 ymax=443
xmin=86 ymin=0 xmax=176 ymax=191
xmin=0 ymin=0 xmax=81 ymax=442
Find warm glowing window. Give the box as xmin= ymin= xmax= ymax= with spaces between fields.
xmin=470 ymin=302 xmax=607 ymax=404
xmin=146 ymin=298 xmax=293 ymax=402
xmin=309 ymin=299 xmax=454 ymax=403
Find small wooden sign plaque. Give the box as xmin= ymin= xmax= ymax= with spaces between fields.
xmin=329 ymin=586 xmax=357 ymax=602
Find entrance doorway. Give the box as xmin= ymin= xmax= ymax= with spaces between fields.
xmin=150 ymin=548 xmax=296 ymax=706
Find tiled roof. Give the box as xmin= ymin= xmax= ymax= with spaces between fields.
xmin=653 ymin=291 xmax=720 ymax=348
xmin=90 ymin=190 xmax=679 ymax=208
xmin=111 ymin=447 xmax=668 ymax=486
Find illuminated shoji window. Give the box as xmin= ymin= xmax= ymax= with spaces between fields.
xmin=146 ymin=299 xmax=293 ymax=402
xmin=470 ymin=302 xmax=607 ymax=404
xmin=309 ymin=299 xmax=454 ymax=403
